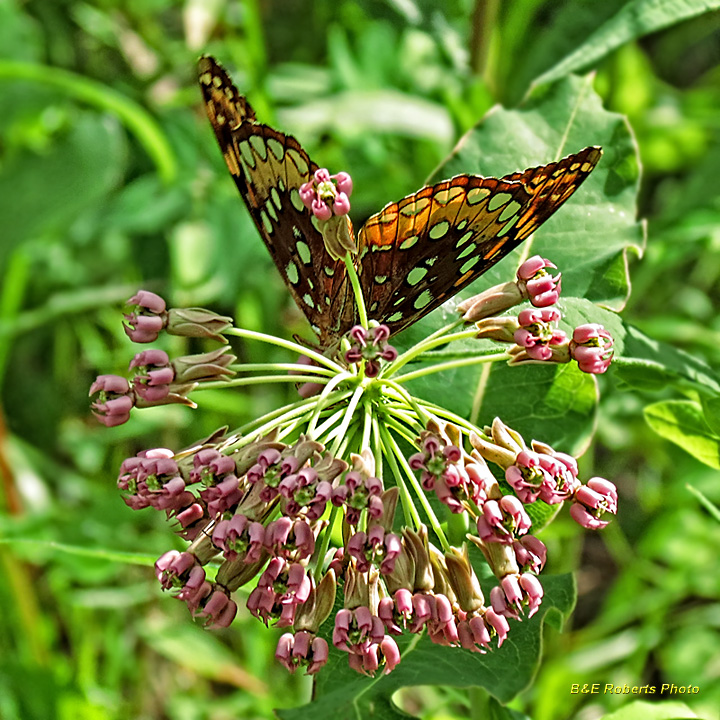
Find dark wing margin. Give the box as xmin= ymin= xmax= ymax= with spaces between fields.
xmin=500 ymin=146 xmax=602 ymax=241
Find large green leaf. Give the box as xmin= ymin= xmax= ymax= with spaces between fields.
xmin=614 ymin=324 xmax=720 ymax=396
xmin=277 ymin=574 xmax=575 ymax=720
xmin=531 ymin=0 xmax=720 ymax=88
xmin=392 ymin=75 xmax=641 ymax=461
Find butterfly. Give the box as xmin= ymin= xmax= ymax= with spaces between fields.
xmin=198 ymin=55 xmax=601 ymax=351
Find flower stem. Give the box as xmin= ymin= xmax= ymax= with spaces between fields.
xmin=371 ymin=415 xmax=384 ymax=485
xmin=380 ymin=403 xmax=425 ymax=433
xmin=380 ymin=410 xmax=421 ymax=446
xmin=306 ymin=372 xmax=355 ymax=437
xmin=415 ymin=398 xmax=489 ymax=439
xmin=314 ymin=505 xmax=339 ymax=581
xmin=393 ymin=352 xmax=508 ymax=384
xmin=384 ymin=327 xmax=478 ymax=377
xmin=200 ymin=374 xmax=332 ymax=390
xmin=384 ymin=430 xmax=451 ymax=552
xmin=237 ymin=390 xmax=350 ymax=443
xmin=378 ymin=424 xmax=421 ymax=530
xmin=380 ymin=379 xmax=430 ymax=426
xmin=312 ymin=406 xmax=348 ymax=442
xmin=232 ymin=362 xmax=334 ymax=376
xmin=329 ymin=384 xmax=365 ymax=455
xmin=361 ymin=399 xmax=373 ymax=449
xmin=225 ymin=327 xmax=343 ymax=373
xmin=343 ymin=252 xmax=368 ymax=328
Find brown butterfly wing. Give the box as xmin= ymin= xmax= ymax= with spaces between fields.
xmin=356 ymin=147 xmax=601 ymax=337
xmin=356 ymin=176 xmax=533 ymax=336
xmin=198 ymin=56 xmax=352 ymax=347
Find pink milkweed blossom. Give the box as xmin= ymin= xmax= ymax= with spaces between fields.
xmin=123 ymin=290 xmax=167 ymax=343
xmin=476 ymin=496 xmax=532 ymax=543
xmin=570 ymin=477 xmax=618 ymax=529
xmin=89 ymin=374 xmax=135 ymax=427
xmin=344 ymin=324 xmax=398 ymax=377
xmin=299 ymin=168 xmax=353 ymax=220
xmin=570 ymin=324 xmax=614 ymax=374
xmin=516 ymin=256 xmax=562 ymax=307
xmin=275 ymin=631 xmax=329 ymax=675
xmin=513 ymin=308 xmax=567 ymax=361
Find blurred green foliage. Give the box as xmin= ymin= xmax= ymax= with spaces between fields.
xmin=1 ymin=1 xmax=720 ymax=719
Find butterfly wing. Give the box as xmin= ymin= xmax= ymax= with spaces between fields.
xmin=198 ymin=56 xmax=353 ymax=347
xmin=356 ymin=148 xmax=601 ymax=337
xmin=499 ymin=146 xmax=602 ymax=241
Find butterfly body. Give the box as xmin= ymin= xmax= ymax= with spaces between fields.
xmin=198 ymin=56 xmax=601 ymax=350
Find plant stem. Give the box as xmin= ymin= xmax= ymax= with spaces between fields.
xmin=415 ymin=398 xmax=488 ymax=439
xmin=237 ymin=391 xmax=350 ymax=443
xmin=384 ymin=327 xmax=477 ymax=376
xmin=385 ymin=431 xmax=451 ymax=552
xmin=329 ymin=384 xmax=365 ymax=455
xmin=200 ymin=374 xmax=332 ymax=390
xmin=225 ymin=327 xmax=343 ymax=372
xmin=344 ymin=252 xmax=368 ymax=328
xmin=312 ymin=406 xmax=348 ymax=441
xmin=378 ymin=424 xmax=421 ymax=529
xmin=314 ymin=505 xmax=339 ymax=581
xmin=380 ymin=379 xmax=430 ymax=425
xmin=306 ymin=372 xmax=355 ymax=436
xmin=394 ymin=352 xmax=508 ymax=384
xmin=232 ymin=362 xmax=334 ymax=376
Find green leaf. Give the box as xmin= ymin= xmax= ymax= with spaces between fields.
xmin=700 ymin=395 xmax=720 ymax=436
xmin=644 ymin=400 xmax=720 ymax=468
xmin=532 ymin=0 xmax=720 ymax=88
xmin=600 ymin=699 xmax=699 ymax=720
xmin=427 ymin=74 xmax=643 ymax=309
xmin=614 ymin=325 xmax=720 ymax=396
xmin=278 ymin=575 xmax=575 ymax=720
xmin=0 ymin=60 xmax=177 ymax=183
xmin=280 ymin=89 xmax=455 ymax=146
xmin=0 ymin=538 xmax=157 ymax=566
xmin=138 ymin=616 xmax=268 ymax=693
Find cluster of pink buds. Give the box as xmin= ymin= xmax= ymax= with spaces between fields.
xmin=299 ymin=168 xmax=357 ymax=260
xmin=124 ymin=290 xmax=232 ymax=344
xmin=409 ymin=422 xmax=489 ymax=513
xmin=300 ymin=168 xmax=353 ymax=220
xmin=470 ymin=418 xmax=618 ymax=530
xmin=90 ymin=292 xmax=236 ymax=426
xmin=516 ymin=256 xmax=562 ymax=307
xmin=461 ymin=256 xmax=614 ymax=374
xmin=344 ymin=324 xmax=398 ymax=377
xmin=513 ymin=308 xmax=567 ymax=361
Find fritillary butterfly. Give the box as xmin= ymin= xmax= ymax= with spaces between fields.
xmin=198 ymin=56 xmax=601 ymax=350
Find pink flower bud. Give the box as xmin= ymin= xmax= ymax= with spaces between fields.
xmin=570 ymin=324 xmax=614 ymax=374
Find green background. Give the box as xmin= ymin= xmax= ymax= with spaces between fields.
xmin=1 ymin=1 xmax=720 ymax=719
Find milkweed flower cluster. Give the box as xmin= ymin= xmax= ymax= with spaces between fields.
xmin=462 ymin=255 xmax=614 ymax=374
xmin=91 ymin=173 xmax=618 ymax=678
